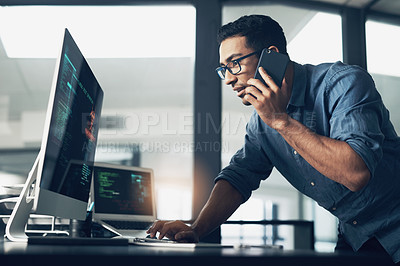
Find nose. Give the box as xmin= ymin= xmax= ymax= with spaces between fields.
xmin=224 ymin=71 xmax=237 ymax=86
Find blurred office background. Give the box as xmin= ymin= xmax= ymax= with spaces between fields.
xmin=0 ymin=0 xmax=399 ymax=251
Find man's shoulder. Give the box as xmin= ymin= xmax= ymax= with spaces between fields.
xmin=304 ymin=61 xmax=365 ymax=75
xmin=302 ymin=61 xmax=373 ymax=91
xmin=329 ymin=61 xmax=368 ymax=76
xmin=311 ymin=61 xmax=370 ymax=82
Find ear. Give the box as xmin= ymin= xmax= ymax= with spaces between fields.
xmin=267 ymin=45 xmax=280 ymax=53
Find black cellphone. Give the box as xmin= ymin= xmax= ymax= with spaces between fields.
xmin=254 ymin=48 xmax=290 ymax=88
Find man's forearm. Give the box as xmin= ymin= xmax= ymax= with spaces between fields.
xmin=191 ymin=179 xmax=243 ymax=238
xmin=276 ymin=116 xmax=370 ymax=192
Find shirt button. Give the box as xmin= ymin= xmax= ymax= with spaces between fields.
xmin=293 ymin=150 xmax=298 ymax=155
xmin=332 ymin=207 xmax=337 ymax=211
xmin=353 ymin=220 xmax=357 ymax=225
xmin=310 ymin=182 xmax=315 ymax=186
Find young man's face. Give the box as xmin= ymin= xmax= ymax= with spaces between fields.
xmin=219 ymin=35 xmax=259 ymax=105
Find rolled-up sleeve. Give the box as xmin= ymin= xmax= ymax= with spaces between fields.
xmin=215 ymin=113 xmax=273 ymax=202
xmin=328 ymin=66 xmax=385 ymax=177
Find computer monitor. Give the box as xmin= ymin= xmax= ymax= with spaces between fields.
xmin=5 ymin=29 xmax=104 ymax=242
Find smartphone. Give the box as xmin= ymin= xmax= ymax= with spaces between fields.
xmin=254 ymin=48 xmax=290 ymax=88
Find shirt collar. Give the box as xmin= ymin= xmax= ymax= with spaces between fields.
xmin=288 ymin=62 xmax=307 ymax=108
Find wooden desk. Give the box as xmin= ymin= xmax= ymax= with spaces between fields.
xmin=0 ymin=238 xmax=395 ymax=266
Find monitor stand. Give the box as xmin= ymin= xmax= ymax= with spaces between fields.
xmin=5 ymin=153 xmax=68 ymax=242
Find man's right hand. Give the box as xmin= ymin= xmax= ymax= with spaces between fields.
xmin=146 ymin=220 xmax=200 ymax=243
xmin=146 ymin=180 xmax=243 ymax=244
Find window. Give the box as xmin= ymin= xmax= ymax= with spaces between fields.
xmin=0 ymin=5 xmax=196 ymax=220
xmin=366 ymin=20 xmax=400 ymax=133
xmin=0 ymin=6 xmax=194 ymax=58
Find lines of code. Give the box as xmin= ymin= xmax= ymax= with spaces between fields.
xmin=131 ymin=174 xmax=150 ymax=204
xmin=80 ymin=164 xmax=91 ymax=186
xmin=53 ymin=54 xmax=76 ymax=144
xmin=98 ymin=171 xmax=119 ymax=198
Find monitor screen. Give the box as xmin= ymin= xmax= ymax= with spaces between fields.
xmin=93 ymin=166 xmax=153 ymax=216
xmin=39 ymin=29 xmax=103 ymax=203
xmin=6 ymin=28 xmax=103 ymax=241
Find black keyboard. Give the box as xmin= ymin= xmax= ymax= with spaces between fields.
xmin=104 ymin=220 xmax=152 ymax=230
xmin=28 ymin=236 xmax=128 ymax=246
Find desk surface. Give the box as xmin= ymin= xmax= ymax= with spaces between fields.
xmin=0 ymin=238 xmax=395 ymax=266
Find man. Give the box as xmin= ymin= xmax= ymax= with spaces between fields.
xmin=147 ymin=15 xmax=400 ymax=263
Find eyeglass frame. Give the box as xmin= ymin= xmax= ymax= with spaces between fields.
xmin=215 ymin=50 xmax=261 ymax=80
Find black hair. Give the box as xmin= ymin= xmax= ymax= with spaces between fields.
xmin=217 ymin=15 xmax=288 ymax=56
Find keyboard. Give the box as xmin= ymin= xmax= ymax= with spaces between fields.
xmin=129 ymin=237 xmax=196 ymax=247
xmin=134 ymin=237 xmax=177 ymax=244
xmin=28 ymin=236 xmax=128 ymax=246
xmin=103 ymin=220 xmax=152 ymax=230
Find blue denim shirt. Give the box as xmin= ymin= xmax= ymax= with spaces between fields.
xmin=216 ymin=61 xmax=400 ymax=263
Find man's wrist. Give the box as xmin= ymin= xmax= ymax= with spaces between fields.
xmin=275 ymin=115 xmax=306 ymax=136
xmin=270 ymin=113 xmax=290 ymax=131
xmin=190 ymin=223 xmax=201 ymax=237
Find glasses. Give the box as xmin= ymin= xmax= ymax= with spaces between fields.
xmin=215 ymin=50 xmax=260 ymax=80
